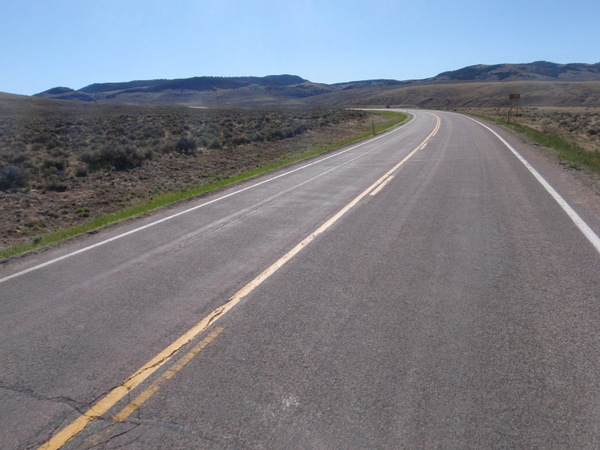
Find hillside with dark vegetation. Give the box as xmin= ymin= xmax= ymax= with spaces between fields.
xmin=36 ymin=75 xmax=335 ymax=106
xmin=435 ymin=61 xmax=600 ymax=82
xmin=34 ymin=62 xmax=600 ymax=108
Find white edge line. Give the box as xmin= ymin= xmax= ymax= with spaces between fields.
xmin=464 ymin=115 xmax=600 ymax=256
xmin=0 ymin=116 xmax=410 ymax=284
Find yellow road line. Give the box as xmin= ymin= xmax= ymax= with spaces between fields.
xmin=113 ymin=327 xmax=223 ymax=423
xmin=78 ymin=328 xmax=223 ymax=448
xmin=370 ymin=175 xmax=395 ymax=196
xmin=369 ymin=114 xmax=440 ymax=196
xmin=39 ymin=113 xmax=440 ymax=450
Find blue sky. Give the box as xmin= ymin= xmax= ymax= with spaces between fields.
xmin=1 ymin=0 xmax=599 ymax=96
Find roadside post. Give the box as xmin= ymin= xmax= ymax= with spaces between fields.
xmin=507 ymin=93 xmax=520 ymax=123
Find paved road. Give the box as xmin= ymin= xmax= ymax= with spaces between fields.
xmin=2 ymin=110 xmax=600 ymax=448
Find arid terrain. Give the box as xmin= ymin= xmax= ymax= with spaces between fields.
xmin=0 ymin=94 xmax=393 ymax=252
xmin=3 ymin=61 xmax=600 ymax=256
xmin=461 ymin=106 xmax=600 ymax=153
xmin=35 ymin=62 xmax=600 ymax=109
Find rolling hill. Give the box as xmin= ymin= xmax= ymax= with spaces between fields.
xmin=32 ymin=61 xmax=600 ymax=108
xmin=34 ymin=75 xmax=336 ymax=107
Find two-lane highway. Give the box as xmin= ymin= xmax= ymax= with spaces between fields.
xmin=2 ymin=110 xmax=600 ymax=448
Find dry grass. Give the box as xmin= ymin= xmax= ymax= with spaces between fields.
xmin=462 ymin=106 xmax=600 ymax=153
xmin=311 ymin=81 xmax=600 ymax=108
xmin=459 ymin=107 xmax=600 ymax=175
xmin=0 ymin=94 xmax=403 ymax=255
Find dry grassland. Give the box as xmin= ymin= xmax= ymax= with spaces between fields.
xmin=462 ymin=107 xmax=600 ymax=153
xmin=0 ymin=96 xmax=386 ymax=252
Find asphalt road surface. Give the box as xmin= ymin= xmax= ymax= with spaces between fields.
xmin=2 ymin=110 xmax=600 ymax=449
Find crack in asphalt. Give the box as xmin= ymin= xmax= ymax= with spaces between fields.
xmin=84 ymin=422 xmax=142 ymax=449
xmin=0 ymin=381 xmax=86 ymax=414
xmin=77 ymin=413 xmax=189 ymax=448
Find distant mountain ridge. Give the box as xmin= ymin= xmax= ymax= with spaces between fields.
xmin=79 ymin=74 xmax=308 ymax=94
xmin=435 ymin=61 xmax=600 ymax=82
xmin=33 ymin=62 xmax=600 ymax=107
xmin=35 ymin=74 xmax=321 ymax=105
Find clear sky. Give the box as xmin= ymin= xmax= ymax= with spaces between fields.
xmin=1 ymin=0 xmax=599 ymax=96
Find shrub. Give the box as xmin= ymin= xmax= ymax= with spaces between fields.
xmin=74 ymin=165 xmax=88 ymax=177
xmin=81 ymin=145 xmax=152 ymax=171
xmin=44 ymin=174 xmax=68 ymax=192
xmin=42 ymin=156 xmax=67 ymax=172
xmin=0 ymin=165 xmax=30 ymax=190
xmin=207 ymin=138 xmax=222 ymax=150
xmin=266 ymin=128 xmax=284 ymax=141
xmin=32 ymin=133 xmax=51 ymax=144
xmin=231 ymin=134 xmax=250 ymax=146
xmin=8 ymin=152 xmax=28 ymax=165
xmin=249 ymin=131 xmax=265 ymax=142
xmin=175 ymin=135 xmax=198 ymax=154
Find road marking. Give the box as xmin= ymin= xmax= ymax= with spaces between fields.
xmin=465 ymin=115 xmax=600 ymax=256
xmin=79 ymin=327 xmax=224 ymax=448
xmin=370 ymin=175 xmax=395 ymax=196
xmin=113 ymin=327 xmax=223 ymax=423
xmin=38 ymin=114 xmax=439 ymax=449
xmin=2 ymin=118 xmax=411 ymax=285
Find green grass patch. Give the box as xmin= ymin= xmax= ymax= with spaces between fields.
xmin=467 ymin=112 xmax=600 ymax=173
xmin=0 ymin=111 xmax=408 ymax=261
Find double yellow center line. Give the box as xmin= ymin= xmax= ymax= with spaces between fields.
xmin=40 ymin=113 xmax=440 ymax=449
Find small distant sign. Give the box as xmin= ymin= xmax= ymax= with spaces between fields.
xmin=509 ymin=94 xmax=520 ymax=100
